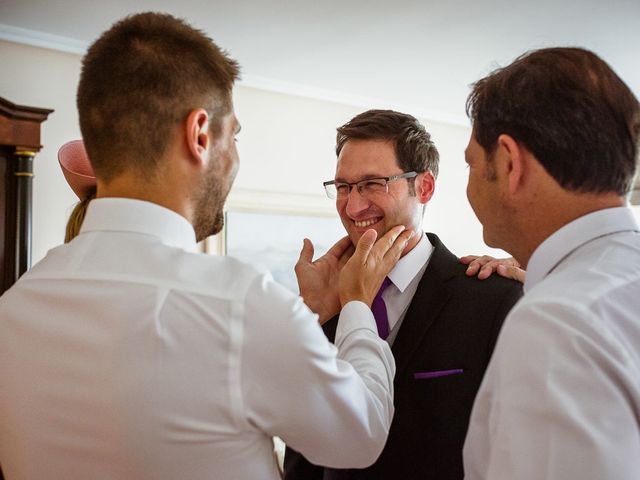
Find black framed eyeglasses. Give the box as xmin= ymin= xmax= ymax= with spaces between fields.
xmin=323 ymin=171 xmax=418 ymax=199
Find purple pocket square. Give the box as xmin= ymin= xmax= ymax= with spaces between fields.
xmin=413 ymin=369 xmax=464 ymax=380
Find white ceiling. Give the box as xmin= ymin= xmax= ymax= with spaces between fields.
xmin=1 ymin=0 xmax=638 ymax=126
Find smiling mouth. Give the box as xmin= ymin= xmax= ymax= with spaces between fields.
xmin=354 ymin=218 xmax=381 ymax=228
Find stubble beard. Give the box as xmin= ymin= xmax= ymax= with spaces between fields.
xmin=193 ymin=161 xmax=233 ymax=242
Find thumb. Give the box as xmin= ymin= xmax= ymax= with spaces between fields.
xmin=351 ymin=229 xmax=378 ymax=264
xmin=298 ymin=238 xmax=315 ymax=264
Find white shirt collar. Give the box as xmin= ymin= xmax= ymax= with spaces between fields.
xmin=388 ymin=233 xmax=433 ymax=293
xmin=524 ymin=206 xmax=639 ymax=293
xmin=80 ymin=198 xmax=198 ymax=252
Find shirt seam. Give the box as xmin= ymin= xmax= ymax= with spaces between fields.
xmin=19 ymin=272 xmax=241 ymax=300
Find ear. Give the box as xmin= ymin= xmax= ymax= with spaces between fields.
xmin=496 ymin=134 xmax=525 ymax=195
xmin=185 ymin=108 xmax=211 ymax=167
xmin=416 ymin=170 xmax=436 ymax=204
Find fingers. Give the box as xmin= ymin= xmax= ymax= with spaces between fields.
xmin=497 ymin=264 xmax=526 ymax=283
xmin=464 ymin=255 xmax=499 ymax=277
xmin=463 ymin=254 xmax=524 ymax=281
xmin=381 ymin=228 xmax=414 ymax=264
xmin=353 ymin=225 xmax=413 ymax=271
xmin=459 ymin=255 xmax=480 ymax=266
xmin=478 ymin=260 xmax=503 ymax=279
xmin=465 ymin=261 xmax=480 ymax=277
xmin=368 ymin=225 xmax=408 ymax=260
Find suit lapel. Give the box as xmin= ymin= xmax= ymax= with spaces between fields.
xmin=391 ymin=233 xmax=457 ymax=377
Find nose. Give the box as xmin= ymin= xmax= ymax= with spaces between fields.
xmin=344 ymin=187 xmax=370 ymax=218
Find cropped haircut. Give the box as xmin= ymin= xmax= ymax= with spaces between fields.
xmin=77 ymin=12 xmax=240 ymax=181
xmin=336 ymin=109 xmax=440 ymax=179
xmin=467 ymin=47 xmax=640 ymax=195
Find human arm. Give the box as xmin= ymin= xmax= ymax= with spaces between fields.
xmin=241 ymin=227 xmax=412 ymax=468
xmin=460 ymin=254 xmax=526 ymax=283
xmin=241 ymin=284 xmax=394 ymax=468
xmin=464 ymin=300 xmax=640 ymax=479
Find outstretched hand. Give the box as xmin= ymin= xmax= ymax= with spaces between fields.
xmin=295 ymin=235 xmax=354 ymax=324
xmin=339 ymin=226 xmax=414 ymax=307
xmin=460 ymin=254 xmax=525 ymax=283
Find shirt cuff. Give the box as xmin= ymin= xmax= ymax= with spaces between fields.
xmin=335 ymin=300 xmax=377 ymax=344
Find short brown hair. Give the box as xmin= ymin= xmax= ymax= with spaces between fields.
xmin=77 ymin=12 xmax=240 ymax=181
xmin=467 ymin=47 xmax=640 ymax=195
xmin=336 ymin=109 xmax=440 ymax=178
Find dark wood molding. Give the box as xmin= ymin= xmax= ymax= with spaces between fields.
xmin=1 ymin=97 xmax=53 ymax=298
xmin=0 ymin=97 xmax=53 ymax=153
xmin=0 ymin=97 xmax=53 ymax=122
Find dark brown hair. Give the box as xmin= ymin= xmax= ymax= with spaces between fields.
xmin=467 ymin=47 xmax=640 ymax=195
xmin=77 ymin=12 xmax=240 ymax=181
xmin=336 ymin=109 xmax=440 ymax=178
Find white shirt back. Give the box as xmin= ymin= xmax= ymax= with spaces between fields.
xmin=0 ymin=198 xmax=395 ymax=479
xmin=464 ymin=206 xmax=640 ymax=480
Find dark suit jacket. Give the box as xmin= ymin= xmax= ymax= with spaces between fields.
xmin=284 ymin=233 xmax=522 ymax=480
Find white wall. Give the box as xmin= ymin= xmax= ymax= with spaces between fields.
xmin=0 ymin=38 xmax=503 ymax=267
xmin=0 ymin=40 xmax=83 ymax=263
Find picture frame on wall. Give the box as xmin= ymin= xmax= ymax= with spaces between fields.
xmin=205 ymin=188 xmax=344 ymax=293
xmin=632 ymin=173 xmax=640 ymax=206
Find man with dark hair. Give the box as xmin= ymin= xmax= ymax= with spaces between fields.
xmin=463 ymin=47 xmax=640 ymax=479
xmin=285 ymin=109 xmax=522 ymax=480
xmin=0 ymin=13 xmax=414 ymax=479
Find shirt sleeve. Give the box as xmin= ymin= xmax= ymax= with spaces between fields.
xmin=464 ymin=299 xmax=640 ymax=480
xmin=238 ymin=273 xmax=395 ymax=469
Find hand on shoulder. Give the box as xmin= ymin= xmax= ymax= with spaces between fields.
xmin=460 ymin=254 xmax=525 ymax=283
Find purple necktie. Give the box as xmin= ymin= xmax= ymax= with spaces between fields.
xmin=371 ymin=277 xmax=392 ymax=339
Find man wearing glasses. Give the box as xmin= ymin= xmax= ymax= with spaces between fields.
xmin=284 ymin=109 xmax=522 ymax=480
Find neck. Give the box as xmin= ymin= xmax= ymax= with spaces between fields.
xmin=96 ymin=170 xmax=193 ymax=225
xmin=510 ymin=192 xmax=624 ymax=268
xmin=400 ymin=228 xmax=424 ymax=257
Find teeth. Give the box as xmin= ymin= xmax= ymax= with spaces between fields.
xmin=354 ymin=218 xmax=379 ymax=228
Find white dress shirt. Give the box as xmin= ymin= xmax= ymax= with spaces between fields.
xmin=464 ymin=206 xmax=640 ymax=479
xmin=0 ymin=198 xmax=395 ymax=480
xmin=383 ymin=234 xmax=433 ymax=344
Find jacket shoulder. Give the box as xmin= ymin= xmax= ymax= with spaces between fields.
xmin=425 ymin=232 xmax=523 ymax=303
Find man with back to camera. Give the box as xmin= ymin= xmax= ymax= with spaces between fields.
xmin=284 ymin=109 xmax=523 ymax=480
xmin=0 ymin=13 xmax=415 ymax=479
xmin=462 ymin=47 xmax=640 ymax=479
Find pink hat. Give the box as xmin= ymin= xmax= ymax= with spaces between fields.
xmin=58 ymin=140 xmax=96 ymax=200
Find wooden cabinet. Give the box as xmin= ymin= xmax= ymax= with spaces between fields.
xmin=0 ymin=96 xmax=52 ymax=480
xmin=0 ymin=97 xmax=53 ymax=295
